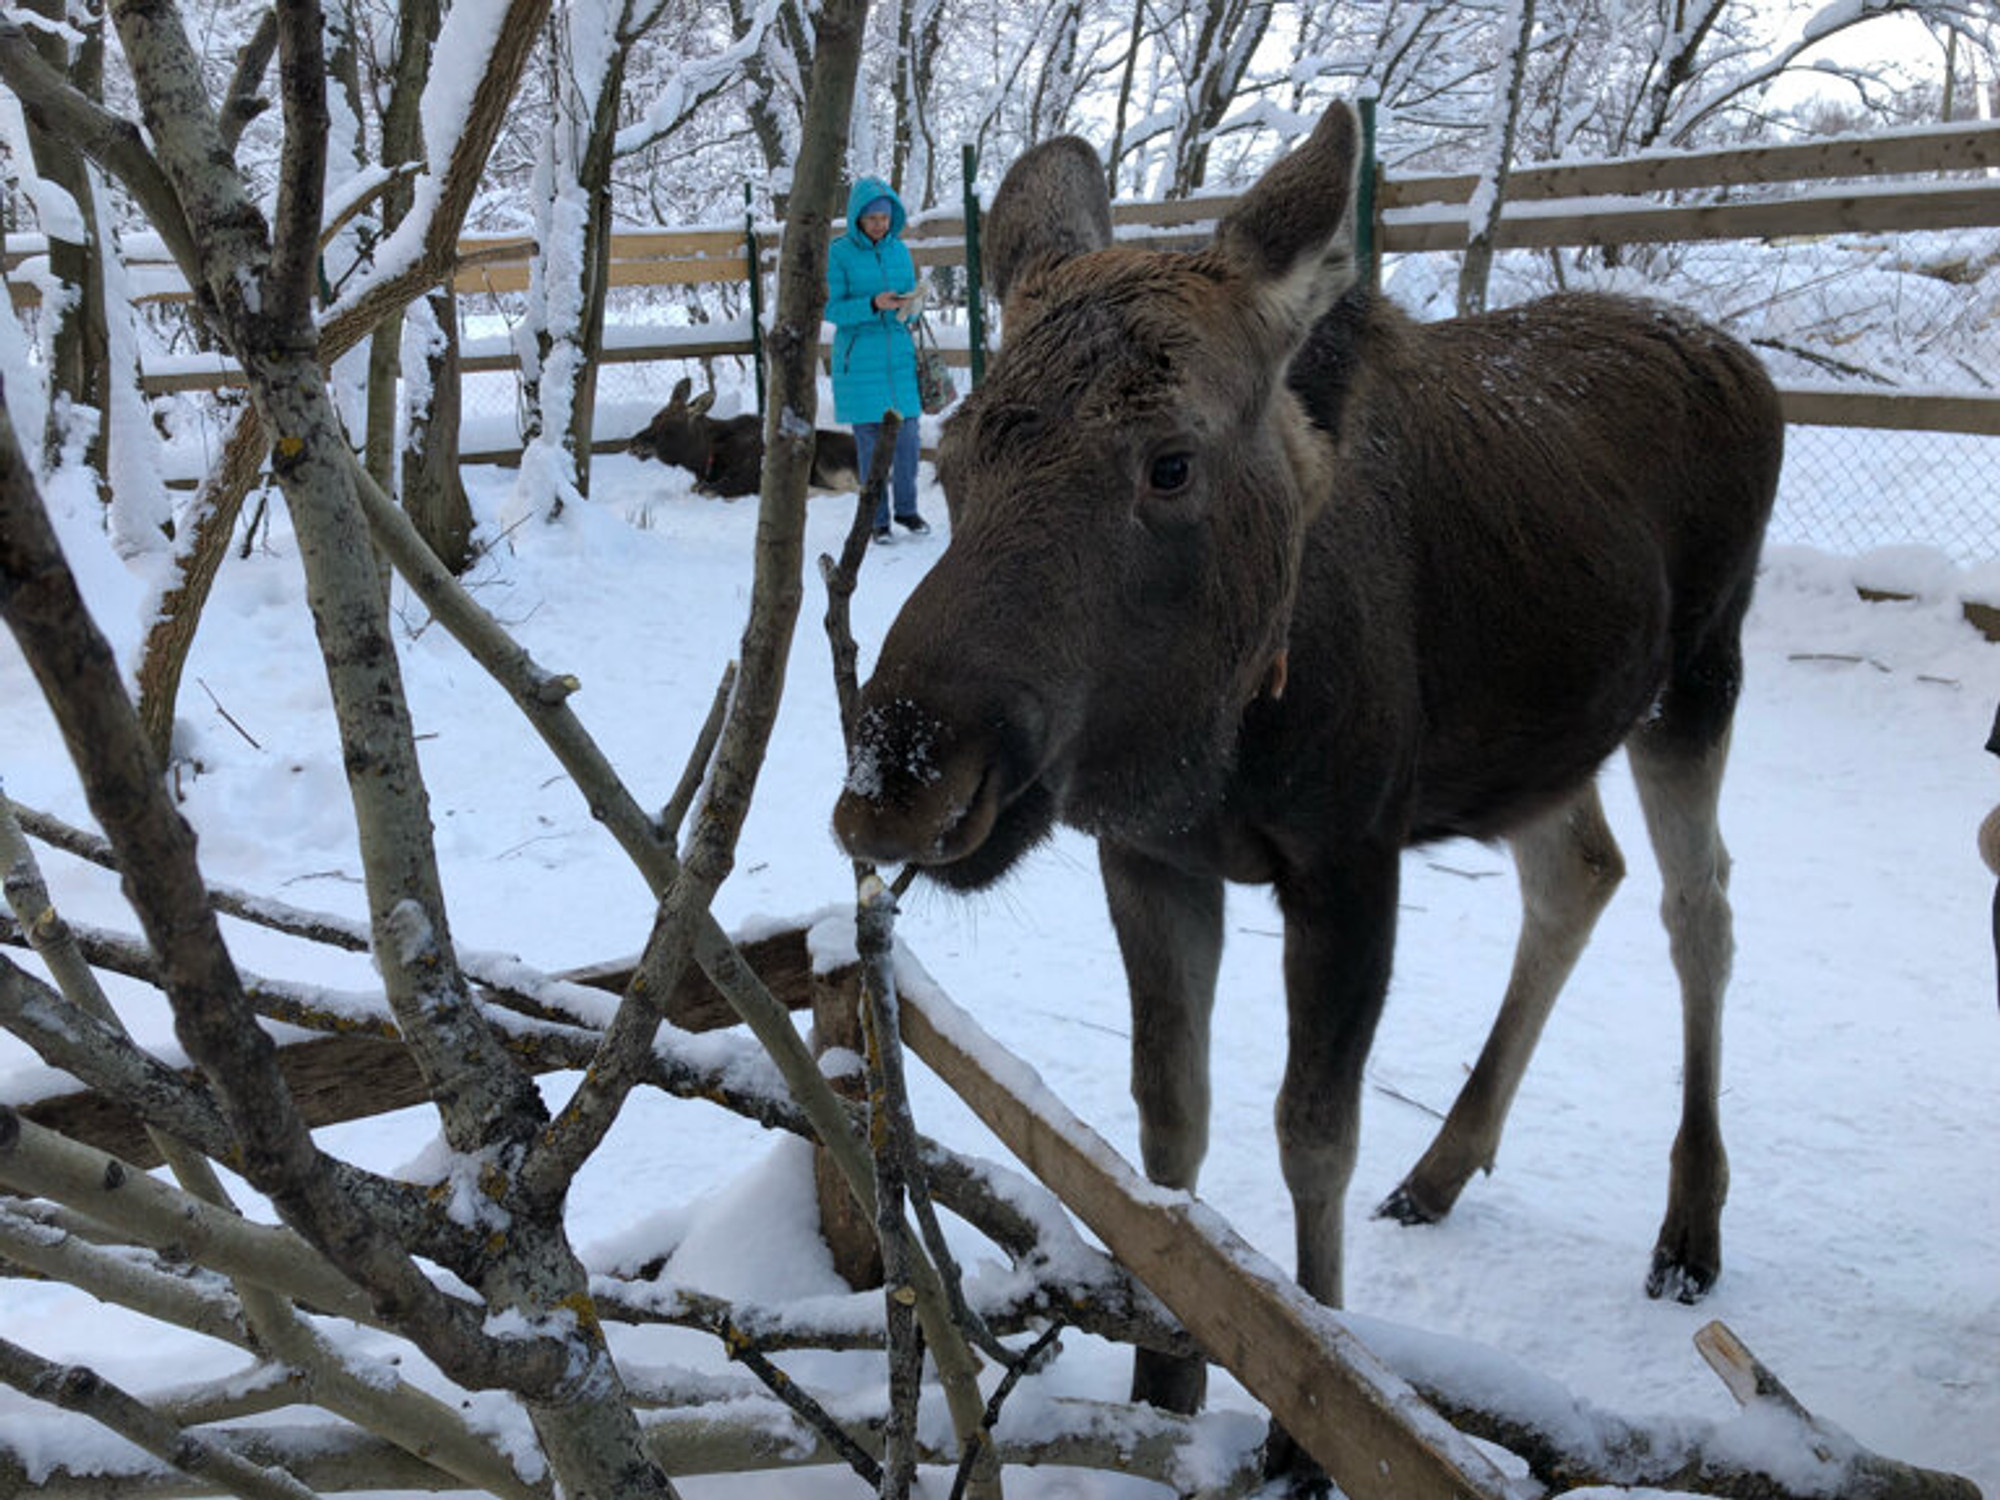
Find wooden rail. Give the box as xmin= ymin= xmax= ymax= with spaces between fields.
xmin=9 ymin=118 xmax=1994 ymax=436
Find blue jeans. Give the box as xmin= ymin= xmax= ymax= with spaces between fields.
xmin=854 ymin=418 xmax=921 ymax=527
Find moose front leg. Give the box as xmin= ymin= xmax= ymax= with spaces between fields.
xmin=1100 ymin=839 xmax=1224 ymax=1415
xmin=1276 ymin=845 xmax=1401 ymax=1309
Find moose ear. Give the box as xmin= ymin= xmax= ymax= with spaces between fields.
xmin=1214 ymin=103 xmax=1360 ymax=340
xmin=688 ymin=389 xmax=717 ymax=417
xmin=668 ymin=376 xmax=692 ymax=407
xmin=985 ymin=136 xmax=1113 ymax=307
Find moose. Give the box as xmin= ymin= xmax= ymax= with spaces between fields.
xmin=627 ymin=376 xmax=859 ymax=497
xmin=832 ymin=101 xmax=1783 ymax=1418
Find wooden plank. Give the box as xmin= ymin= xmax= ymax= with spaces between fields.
xmin=1383 ymin=182 xmax=2000 ymax=251
xmin=1385 ymin=119 xmax=2000 ymax=208
xmin=1778 ymin=388 xmax=2000 ymax=436
xmin=456 ymin=228 xmax=741 ymax=265
xmin=137 ymin=365 xmax=250 ymax=395
xmin=11 ymin=930 xmax=818 ymax=1168
xmin=896 ymin=984 xmax=1515 ymax=1500
xmin=148 ymin=334 xmax=978 ymax=394
xmin=454 ymin=255 xmax=754 ymax=295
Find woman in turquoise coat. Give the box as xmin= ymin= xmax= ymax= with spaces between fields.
xmin=827 ymin=176 xmax=928 ymax=541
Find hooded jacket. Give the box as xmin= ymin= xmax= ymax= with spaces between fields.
xmin=826 ymin=177 xmax=923 ymax=427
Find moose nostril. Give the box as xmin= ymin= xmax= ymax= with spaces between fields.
xmin=832 ymin=721 xmax=1003 ymax=867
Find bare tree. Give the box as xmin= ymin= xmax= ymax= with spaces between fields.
xmin=1458 ymin=0 xmax=1538 ymax=314
xmin=1105 ymin=0 xmax=1148 ymax=192
xmin=889 ymin=0 xmax=948 ymax=201
xmin=729 ymin=0 xmax=815 ymax=213
xmin=363 ymin=0 xmax=476 ymax=572
xmin=1163 ymin=0 xmax=1274 ymax=195
xmin=12 ymin=0 xmax=113 ymax=499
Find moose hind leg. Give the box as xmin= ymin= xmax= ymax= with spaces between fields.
xmin=1629 ymin=669 xmax=1738 ymax=1303
xmin=1379 ymin=783 xmax=1626 ymax=1226
xmin=1100 ymin=840 xmax=1224 ymax=1414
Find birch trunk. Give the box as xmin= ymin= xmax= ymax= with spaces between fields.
xmin=1106 ymin=0 xmax=1148 ymax=194
xmin=1166 ymin=0 xmax=1273 ymax=197
xmin=6 ymin=0 xmax=682 ymax=1489
xmin=1458 ymin=0 xmax=1538 ymax=316
xmin=17 ymin=0 xmax=110 ymax=496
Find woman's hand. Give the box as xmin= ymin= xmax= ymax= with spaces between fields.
xmin=872 ymin=290 xmax=914 ymax=312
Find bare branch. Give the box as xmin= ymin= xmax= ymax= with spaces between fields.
xmin=0 ymin=953 xmax=242 ymax=1161
xmin=0 ymin=14 xmax=198 ymax=272
xmin=659 ymin=662 xmax=737 ymax=845
xmin=819 ymin=419 xmax=898 ymax=742
xmin=0 ymin=1335 xmax=320 ymax=1500
xmin=267 ymin=0 xmax=330 ymax=330
xmin=0 ymin=411 xmax=568 ymax=1395
xmin=0 ymin=1111 xmax=378 ymax=1328
xmin=0 ymin=1199 xmax=253 ymax=1349
xmin=0 ymin=1193 xmax=545 ymax=1500
xmin=218 ymin=9 xmax=278 ymax=154
xmin=723 ymin=1338 xmax=883 ymax=1489
xmin=857 ymin=881 xmax=923 ymax=1500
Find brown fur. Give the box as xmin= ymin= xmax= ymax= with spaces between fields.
xmin=834 ymin=103 xmax=1782 ymax=1417
xmin=627 ymin=377 xmax=860 ymax=497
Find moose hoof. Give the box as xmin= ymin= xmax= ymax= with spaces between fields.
xmin=1130 ymin=1349 xmax=1205 ymax=1415
xmin=1645 ymin=1247 xmax=1719 ymax=1305
xmin=1374 ymin=1179 xmax=1448 ymax=1226
xmin=1262 ymin=1421 xmax=1332 ymax=1497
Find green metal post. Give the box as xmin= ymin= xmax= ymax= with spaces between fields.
xmin=962 ymin=143 xmax=986 ymax=387
xmin=1357 ymin=96 xmax=1381 ymax=292
xmin=745 ymin=182 xmax=767 ymax=417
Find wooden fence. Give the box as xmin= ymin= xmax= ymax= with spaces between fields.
xmin=5 ymin=118 xmax=1997 ymax=435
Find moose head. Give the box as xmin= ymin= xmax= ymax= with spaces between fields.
xmin=627 ymin=376 xmax=719 ymax=472
xmin=835 ymin=106 xmax=1361 ymax=885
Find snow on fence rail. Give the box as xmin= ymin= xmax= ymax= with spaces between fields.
xmin=8 ymin=121 xmax=1995 ymax=557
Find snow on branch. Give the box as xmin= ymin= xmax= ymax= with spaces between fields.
xmin=616 ymin=0 xmax=790 ymax=157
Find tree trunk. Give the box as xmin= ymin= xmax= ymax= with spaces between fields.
xmin=733 ymin=0 xmax=812 ymax=217
xmin=1167 ymin=0 xmax=1273 ymax=197
xmin=19 ymin=0 xmax=110 ymax=498
xmin=518 ymin=0 xmax=632 ymax=508
xmin=562 ymin=44 xmax=628 ymax=488
xmin=403 ymin=288 xmax=475 ymax=572
xmin=1458 ymin=0 xmax=1538 ymax=317
xmin=1027 ymin=0 xmax=1085 ymax=139
xmin=1106 ymin=0 xmax=1148 ymax=195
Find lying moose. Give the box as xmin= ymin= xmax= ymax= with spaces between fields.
xmin=833 ymin=101 xmax=1782 ymax=1415
xmin=627 ymin=376 xmax=859 ymax=498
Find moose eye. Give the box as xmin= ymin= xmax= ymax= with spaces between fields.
xmin=1148 ymin=453 xmax=1193 ymax=494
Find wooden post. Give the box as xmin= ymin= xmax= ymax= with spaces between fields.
xmin=744 ymin=183 xmax=766 ymax=419
xmin=809 ymin=967 xmax=883 ymax=1290
xmin=961 ymin=143 xmax=985 ymax=387
xmin=1358 ymin=95 xmax=1381 ymax=292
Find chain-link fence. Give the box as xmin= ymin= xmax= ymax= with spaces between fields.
xmin=1374 ymin=223 xmax=2000 ymax=566
xmin=1776 ymin=425 xmax=1999 ymax=563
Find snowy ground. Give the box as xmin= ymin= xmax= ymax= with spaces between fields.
xmin=2 ymin=446 xmax=1997 ymax=1498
